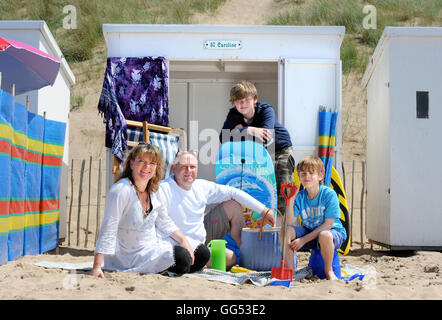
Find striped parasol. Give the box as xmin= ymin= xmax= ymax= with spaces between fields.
xmin=0 ymin=37 xmax=60 ymax=95
xmin=317 ymin=106 xmax=337 ymax=186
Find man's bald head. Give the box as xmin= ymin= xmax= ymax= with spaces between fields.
xmin=172 ymin=151 xmax=199 ymax=190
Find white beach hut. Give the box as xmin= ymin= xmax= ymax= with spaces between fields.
xmin=0 ymin=20 xmax=76 ymax=241
xmin=102 ymin=24 xmax=345 ymax=191
xmin=361 ymin=27 xmax=442 ymax=250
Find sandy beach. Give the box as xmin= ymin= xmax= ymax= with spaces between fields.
xmin=0 ymin=245 xmax=441 ymax=300
xmin=1 ymin=0 xmax=441 ymax=303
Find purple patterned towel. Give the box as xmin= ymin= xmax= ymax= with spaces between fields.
xmin=98 ymin=57 xmax=169 ymax=161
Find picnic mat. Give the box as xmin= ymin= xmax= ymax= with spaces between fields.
xmin=33 ymin=261 xmax=312 ymax=286
xmin=183 ymin=267 xmax=313 ymax=286
xmin=34 ymin=261 xmax=94 ymax=271
xmin=33 ymin=261 xmax=371 ymax=287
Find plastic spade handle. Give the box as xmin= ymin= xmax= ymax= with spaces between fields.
xmin=279 ymin=184 xmax=298 ymax=261
xmin=280 ymin=184 xmax=298 ymax=206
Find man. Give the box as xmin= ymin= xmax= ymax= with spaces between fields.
xmin=159 ymin=150 xmax=274 ymax=269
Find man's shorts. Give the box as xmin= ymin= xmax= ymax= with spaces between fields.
xmin=204 ymin=203 xmax=230 ymax=245
xmin=292 ymin=226 xmax=344 ymax=251
xmin=204 ymin=203 xmax=241 ymax=264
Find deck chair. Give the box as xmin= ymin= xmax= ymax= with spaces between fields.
xmin=112 ymin=120 xmax=185 ymax=183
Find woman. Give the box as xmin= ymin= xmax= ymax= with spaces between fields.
xmin=91 ymin=143 xmax=208 ymax=277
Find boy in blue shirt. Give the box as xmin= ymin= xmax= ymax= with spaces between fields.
xmin=285 ymin=156 xmax=347 ymax=280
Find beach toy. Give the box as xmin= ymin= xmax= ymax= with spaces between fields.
xmin=215 ymin=141 xmax=278 ymax=226
xmin=208 ymin=239 xmax=227 ymax=271
xmin=269 ymin=279 xmax=292 ymax=288
xmin=308 ymin=248 xmax=341 ymax=279
xmin=230 ymin=265 xmax=257 ymax=273
xmin=271 ymin=184 xmax=298 ymax=280
xmin=239 ymin=227 xmax=282 ymax=271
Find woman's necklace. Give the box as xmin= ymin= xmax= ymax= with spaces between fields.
xmin=135 ymin=185 xmax=150 ymax=218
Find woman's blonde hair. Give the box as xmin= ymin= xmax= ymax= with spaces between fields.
xmin=230 ymin=81 xmax=258 ymax=103
xmin=118 ymin=143 xmax=164 ymax=193
xmin=297 ymin=156 xmax=325 ymax=185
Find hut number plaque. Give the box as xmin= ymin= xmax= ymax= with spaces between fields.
xmin=204 ymin=40 xmax=242 ymax=50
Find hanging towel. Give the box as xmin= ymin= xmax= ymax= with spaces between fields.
xmin=98 ymin=57 xmax=169 ymax=161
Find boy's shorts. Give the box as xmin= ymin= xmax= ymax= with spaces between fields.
xmin=292 ymin=226 xmax=344 ymax=251
xmin=203 ymin=203 xmax=230 ymax=244
xmin=223 ymin=232 xmax=240 ymax=265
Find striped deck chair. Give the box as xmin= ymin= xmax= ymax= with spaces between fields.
xmin=111 ymin=120 xmax=185 ymax=183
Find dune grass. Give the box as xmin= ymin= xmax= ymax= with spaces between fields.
xmin=1 ymin=0 xmax=439 ymax=74
xmin=0 ymin=0 xmax=226 ymax=62
xmin=268 ymin=0 xmax=442 ymax=73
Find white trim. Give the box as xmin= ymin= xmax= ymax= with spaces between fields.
xmin=361 ymin=27 xmax=442 ymax=88
xmin=103 ymin=24 xmax=345 ymax=36
xmin=277 ymin=58 xmax=285 ymax=125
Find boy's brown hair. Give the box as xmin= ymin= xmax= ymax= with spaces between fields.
xmin=297 ymin=155 xmax=325 ymax=185
xmin=230 ymin=81 xmax=258 ymax=103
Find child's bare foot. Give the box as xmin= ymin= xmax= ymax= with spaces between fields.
xmin=325 ymin=270 xmax=338 ymax=280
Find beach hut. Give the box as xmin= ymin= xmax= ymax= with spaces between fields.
xmin=361 ymin=27 xmax=442 ymax=250
xmin=0 ymin=20 xmax=75 ymax=242
xmin=102 ymin=24 xmax=345 ymax=190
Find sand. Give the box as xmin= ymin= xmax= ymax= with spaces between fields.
xmin=1 ymin=247 xmax=441 ymax=300
xmin=1 ymin=0 xmax=441 ymax=301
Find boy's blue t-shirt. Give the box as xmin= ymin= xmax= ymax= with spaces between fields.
xmin=293 ymin=185 xmax=347 ymax=240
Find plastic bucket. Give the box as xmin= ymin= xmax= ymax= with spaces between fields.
xmin=308 ymin=248 xmax=341 ymax=279
xmin=208 ymin=239 xmax=227 ymax=271
xmin=239 ymin=227 xmax=282 ymax=271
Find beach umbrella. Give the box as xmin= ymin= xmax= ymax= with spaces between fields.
xmin=0 ymin=37 xmax=60 ymax=95
xmin=317 ymin=107 xmax=338 ymax=186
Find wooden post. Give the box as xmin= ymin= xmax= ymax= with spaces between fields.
xmin=95 ymin=158 xmax=102 ymax=246
xmin=11 ymin=84 xmax=15 ymax=96
xmin=85 ymin=156 xmax=92 ymax=247
xmin=26 ymin=96 xmax=30 ymax=111
xmin=350 ymin=160 xmax=355 ymax=248
xmin=360 ymin=160 xmax=366 ymax=249
xmin=341 ymin=161 xmax=346 ymax=192
xmin=77 ymin=159 xmax=85 ymax=247
xmin=68 ymin=159 xmax=74 ymax=246
xmin=142 ymin=121 xmax=150 ymax=143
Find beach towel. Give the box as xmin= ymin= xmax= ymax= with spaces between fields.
xmin=183 ymin=266 xmax=313 ymax=286
xmin=32 ymin=261 xmax=313 ymax=286
xmin=98 ymin=57 xmax=169 ymax=161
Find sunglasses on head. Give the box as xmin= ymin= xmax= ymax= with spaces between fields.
xmin=175 ymin=149 xmax=198 ymax=157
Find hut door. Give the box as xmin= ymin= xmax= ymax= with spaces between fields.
xmin=278 ymin=58 xmax=341 ymax=165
